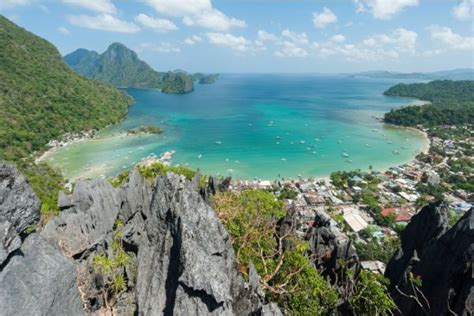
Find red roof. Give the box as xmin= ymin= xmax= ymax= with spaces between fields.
xmin=381 ymin=208 xmax=412 ymax=222
xmin=381 ymin=208 xmax=396 ymax=217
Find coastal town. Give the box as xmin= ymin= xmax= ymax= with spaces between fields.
xmin=229 ymin=124 xmax=473 ymax=274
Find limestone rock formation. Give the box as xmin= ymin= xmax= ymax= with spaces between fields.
xmin=307 ymin=208 xmax=359 ymax=278
xmin=0 ymin=163 xmax=40 ymax=265
xmin=37 ymin=168 xmax=275 ymax=315
xmin=385 ymin=201 xmax=473 ymax=315
xmin=0 ymin=163 xmax=83 ymax=315
xmin=0 ymin=233 xmax=83 ymax=315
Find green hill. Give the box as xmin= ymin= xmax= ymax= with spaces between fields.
xmin=384 ymin=80 xmax=474 ymax=127
xmin=0 ymin=15 xmax=132 ymax=161
xmin=64 ymin=43 xmax=194 ymax=94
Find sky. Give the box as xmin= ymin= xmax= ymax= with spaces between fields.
xmin=1 ymin=0 xmax=473 ymax=73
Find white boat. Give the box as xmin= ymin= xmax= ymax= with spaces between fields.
xmin=281 ymin=158 xmax=286 ymax=161
xmin=300 ymin=140 xmax=305 ymax=144
xmin=341 ymin=152 xmax=349 ymax=158
xmin=198 ymin=154 xmax=202 ymax=159
xmin=214 ymin=141 xmax=222 ymax=145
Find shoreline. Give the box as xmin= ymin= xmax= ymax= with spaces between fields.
xmin=36 ymin=90 xmax=432 ymax=184
xmin=38 ymin=122 xmax=431 ymax=184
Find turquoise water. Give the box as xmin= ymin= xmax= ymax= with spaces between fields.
xmin=46 ymin=74 xmax=428 ymax=180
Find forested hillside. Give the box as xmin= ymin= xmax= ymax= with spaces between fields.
xmin=384 ymin=80 xmax=474 ymax=126
xmin=64 ymin=43 xmax=194 ymax=94
xmin=0 ymin=16 xmax=132 ymax=161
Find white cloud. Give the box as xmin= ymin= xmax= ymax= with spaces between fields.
xmin=275 ymin=41 xmax=308 ymax=58
xmin=184 ymin=35 xmax=203 ymax=45
xmin=331 ymin=34 xmax=346 ymax=43
xmin=353 ymin=0 xmax=419 ymax=19
xmin=363 ymin=28 xmax=417 ymax=52
xmin=257 ymin=30 xmax=279 ymax=42
xmin=206 ymin=32 xmax=263 ymax=53
xmin=57 ymin=26 xmax=70 ymax=35
xmin=135 ymin=13 xmax=178 ymax=32
xmin=68 ymin=14 xmax=140 ymax=33
xmin=312 ymin=7 xmax=337 ymax=28
xmin=428 ymin=25 xmax=474 ymax=51
xmin=0 ymin=0 xmax=34 ymax=9
xmin=143 ymin=0 xmax=246 ymax=31
xmin=281 ymin=29 xmax=309 ymax=44
xmin=181 ymin=8 xmax=246 ymax=31
xmin=139 ymin=42 xmax=181 ymax=53
xmin=314 ymin=28 xmax=418 ymax=62
xmin=61 ymin=0 xmax=116 ymax=14
xmin=452 ymin=0 xmax=473 ymax=21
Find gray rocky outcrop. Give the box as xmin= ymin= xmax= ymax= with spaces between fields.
xmin=0 ymin=163 xmax=83 ymax=315
xmin=134 ymin=173 xmax=261 ymax=315
xmin=385 ymin=201 xmax=473 ymax=315
xmin=307 ymin=209 xmax=359 ymax=278
xmin=43 ymin=180 xmax=120 ymax=258
xmin=0 ymin=163 xmax=40 ymax=265
xmin=0 ymin=233 xmax=83 ymax=315
xmin=37 ymin=169 xmax=276 ymax=315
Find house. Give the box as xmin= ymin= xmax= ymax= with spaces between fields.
xmin=398 ymin=191 xmax=419 ymax=203
xmin=381 ymin=207 xmax=412 ymax=223
xmin=304 ymin=193 xmax=325 ymax=205
xmin=342 ymin=207 xmax=369 ymax=232
xmin=361 ymin=260 xmax=386 ymax=274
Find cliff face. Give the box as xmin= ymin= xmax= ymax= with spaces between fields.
xmin=0 ymin=164 xmax=276 ymax=315
xmin=385 ymin=201 xmax=473 ymax=315
xmin=0 ymin=163 xmax=83 ymax=315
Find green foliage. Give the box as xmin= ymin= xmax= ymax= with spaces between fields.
xmin=384 ymin=80 xmax=474 ymax=127
xmin=0 ymin=17 xmax=132 ymax=161
xmin=110 ymin=170 xmax=130 ymax=188
xmin=213 ymin=190 xmax=339 ymax=314
xmin=161 ymin=71 xmax=194 ymax=94
xmin=137 ymin=162 xmax=198 ymax=181
xmin=126 ymin=125 xmax=162 ymax=135
xmin=277 ymin=185 xmax=299 ymax=200
xmin=17 ymin=161 xmax=63 ymax=223
xmin=330 ymin=170 xmax=362 ymax=189
xmin=415 ymin=182 xmax=445 ymax=200
xmin=110 ymin=274 xmax=127 ymax=294
xmin=93 ymin=219 xmax=132 ymax=298
xmin=355 ymin=237 xmax=400 ymax=264
xmin=64 ymin=43 xmax=194 ymax=94
xmin=350 ymin=270 xmax=397 ymax=315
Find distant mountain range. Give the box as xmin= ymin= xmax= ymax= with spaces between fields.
xmin=64 ymin=43 xmax=204 ymax=94
xmin=345 ymin=69 xmax=474 ymax=80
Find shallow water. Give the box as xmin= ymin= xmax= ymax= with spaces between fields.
xmin=46 ymin=74 xmax=428 ymax=180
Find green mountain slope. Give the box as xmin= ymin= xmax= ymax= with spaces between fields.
xmin=64 ymin=43 xmax=194 ymax=93
xmin=0 ymin=16 xmax=132 ymax=161
xmin=384 ymin=80 xmax=474 ymax=127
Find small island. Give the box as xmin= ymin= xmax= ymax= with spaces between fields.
xmin=126 ymin=126 xmax=163 ymax=135
xmin=193 ymin=73 xmax=219 ymax=84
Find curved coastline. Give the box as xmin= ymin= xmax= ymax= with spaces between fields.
xmin=40 ymin=78 xmax=432 ymax=182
